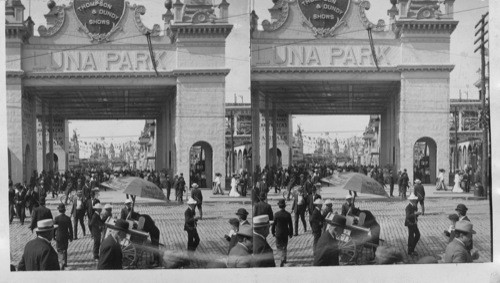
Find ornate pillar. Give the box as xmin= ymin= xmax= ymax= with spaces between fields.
xmin=272 ymin=103 xmax=278 ymax=166
xmin=251 ymin=90 xmax=260 ymax=176
xmin=265 ymin=96 xmax=270 ymax=166
xmin=41 ymin=103 xmax=47 ymax=171
xmin=49 ymin=104 xmax=54 ymax=172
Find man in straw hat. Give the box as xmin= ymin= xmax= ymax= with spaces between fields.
xmin=90 ymin=203 xmax=104 ymax=260
xmin=443 ymin=221 xmax=479 ymax=263
xmin=405 ymin=193 xmax=421 ymax=256
xmin=101 ymin=204 xmax=113 ymax=223
xmin=272 ymin=199 xmax=293 ymax=267
xmin=227 ymin=224 xmax=253 ymax=268
xmin=191 ymin=183 xmax=203 ymax=219
xmin=313 ymin=214 xmax=346 ymax=266
xmin=310 ymin=198 xmax=325 ymax=255
xmin=54 ymin=203 xmax=73 ymax=269
xmin=253 ymin=215 xmax=276 ymax=267
xmin=98 ymin=219 xmax=129 ymax=269
xmin=18 ymin=219 xmax=60 ymax=270
xmin=341 ymin=194 xmax=358 ymax=217
xmin=185 ymin=198 xmax=201 ymax=259
xmin=120 ymin=198 xmax=139 ymax=221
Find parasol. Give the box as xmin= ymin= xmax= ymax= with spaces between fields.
xmin=101 ymin=176 xmax=166 ymax=212
xmin=341 ymin=172 xmax=389 ymax=197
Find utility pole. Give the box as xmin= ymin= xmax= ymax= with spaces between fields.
xmin=474 ymin=12 xmax=489 ymax=198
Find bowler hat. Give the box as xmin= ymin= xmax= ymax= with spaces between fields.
xmin=455 ymin=220 xmax=476 ymax=234
xmin=57 ymin=203 xmax=66 ymax=211
xmin=236 ymin=208 xmax=249 ymax=216
xmin=34 ymin=219 xmax=58 ymax=233
xmin=114 ymin=219 xmax=129 ymax=232
xmin=455 ymin=204 xmax=468 ymax=213
xmin=277 ymin=199 xmax=286 ymax=207
xmin=325 ymin=214 xmax=346 ymax=227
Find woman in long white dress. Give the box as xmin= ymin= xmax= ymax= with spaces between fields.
xmin=229 ymin=174 xmax=240 ymax=197
xmin=452 ymin=171 xmax=463 ymax=193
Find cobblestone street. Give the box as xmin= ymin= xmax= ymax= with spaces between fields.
xmin=9 ymin=193 xmax=491 ymax=270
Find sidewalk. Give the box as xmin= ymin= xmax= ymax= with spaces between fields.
xmin=46 ymin=183 xmax=486 ymax=207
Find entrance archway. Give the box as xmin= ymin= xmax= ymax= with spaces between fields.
xmin=413 ymin=137 xmax=437 ymax=184
xmin=46 ymin=153 xmax=59 ymax=172
xmin=189 ymin=141 xmax=213 ymax=188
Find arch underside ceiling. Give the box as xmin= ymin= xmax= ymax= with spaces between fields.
xmin=28 ymin=85 xmax=175 ymax=120
xmin=253 ymin=80 xmax=400 ymax=115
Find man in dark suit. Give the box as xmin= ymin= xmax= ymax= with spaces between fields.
xmin=29 ymin=199 xmax=53 ymax=232
xmin=313 ymin=214 xmax=346 ymax=266
xmin=190 ymin=183 xmax=203 ymax=219
xmin=227 ymin=224 xmax=253 ymax=268
xmin=253 ymin=215 xmax=275 ymax=267
xmin=405 ymin=194 xmax=421 ymax=256
xmin=413 ymin=179 xmax=426 ymax=215
xmin=399 ymin=169 xmax=409 ymax=199
xmin=271 ymin=199 xmax=293 ymax=267
xmin=120 ymin=199 xmax=140 ymax=220
xmin=310 ymin=198 xmax=324 ymax=256
xmin=291 ymin=187 xmax=307 ymax=236
xmin=455 ymin=203 xmax=473 ymax=251
xmin=341 ymin=194 xmax=359 ymax=216
xmin=253 ymin=193 xmax=273 ymax=221
xmin=185 ymin=198 xmax=200 ymax=260
xmin=236 ymin=208 xmax=250 ymax=226
xmin=70 ymin=190 xmax=86 ymax=239
xmin=225 ymin=218 xmax=240 ymax=254
xmin=86 ymin=188 xmax=101 ymax=233
xmin=18 ymin=219 xmax=60 ymax=271
xmin=14 ymin=183 xmax=27 ymax=225
xmin=101 ymin=204 xmax=113 ymax=222
xmin=137 ymin=213 xmax=161 ymax=267
xmin=307 ymin=184 xmax=322 ymax=216
xmin=98 ymin=219 xmax=129 ymax=270
xmin=444 ymin=221 xmax=479 ymax=263
xmin=54 ymin=203 xmax=73 ymax=269
xmin=90 ymin=203 xmax=104 ymax=260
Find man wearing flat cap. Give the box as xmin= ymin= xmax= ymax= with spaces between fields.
xmin=253 ymin=192 xmax=274 ymax=221
xmin=444 ymin=221 xmax=479 ymax=263
xmin=98 ymin=219 xmax=129 ymax=269
xmin=227 ymin=224 xmax=253 ymax=268
xmin=313 ymin=214 xmax=346 ymax=266
xmin=272 ymin=199 xmax=293 ymax=267
xmin=18 ymin=219 xmax=60 ymax=271
xmin=54 ymin=203 xmax=73 ymax=269
xmin=253 ymin=215 xmax=276 ymax=267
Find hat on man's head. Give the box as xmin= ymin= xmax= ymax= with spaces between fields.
xmin=324 ymin=199 xmax=334 ymax=206
xmin=253 ymin=215 xmax=271 ymax=228
xmin=93 ymin=203 xmax=103 ymax=210
xmin=325 ymin=214 xmax=346 ymax=227
xmin=104 ymin=204 xmax=112 ymax=210
xmin=228 ymin=218 xmax=240 ymax=227
xmin=408 ymin=194 xmax=419 ymax=201
xmin=313 ymin=198 xmax=324 ymax=205
xmin=455 ymin=204 xmax=468 ymax=213
xmin=414 ymin=179 xmax=421 ymax=184
xmin=236 ymin=208 xmax=249 ymax=216
xmin=314 ymin=183 xmax=322 ymax=188
xmin=34 ymin=219 xmax=58 ymax=233
xmin=39 ymin=199 xmax=46 ymax=206
xmin=92 ymin=187 xmax=100 ymax=192
xmin=187 ymin=198 xmax=197 ymax=205
xmin=237 ymin=224 xmax=253 ymax=239
xmin=191 ymin=183 xmax=199 ymax=189
xmin=57 ymin=203 xmax=66 ymax=211
xmin=448 ymin=213 xmax=459 ymax=221
xmin=345 ymin=194 xmax=353 ymax=200
xmin=125 ymin=199 xmax=132 ymax=204
xmin=259 ymin=192 xmax=267 ymax=200
xmin=114 ymin=219 xmax=129 ymax=232
xmin=455 ymin=220 xmax=476 ymax=234
xmin=277 ymin=199 xmax=286 ymax=208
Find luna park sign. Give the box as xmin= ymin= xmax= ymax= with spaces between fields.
xmin=74 ymin=0 xmax=126 ymax=42
xmin=298 ymin=0 xmax=351 ymax=37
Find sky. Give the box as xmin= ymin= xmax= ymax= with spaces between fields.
xmin=23 ymin=0 xmax=490 ymax=139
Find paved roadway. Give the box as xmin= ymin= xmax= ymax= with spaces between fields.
xmin=9 ymin=185 xmax=492 ymax=270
